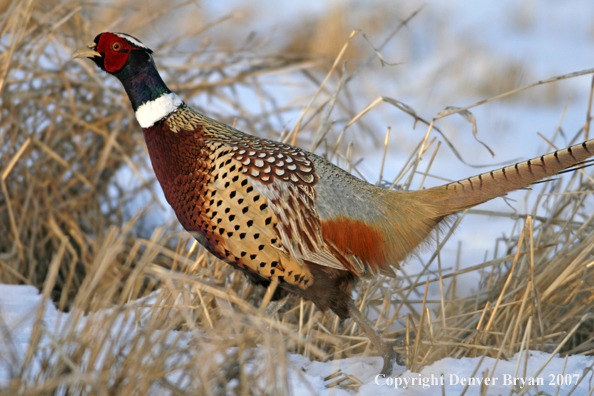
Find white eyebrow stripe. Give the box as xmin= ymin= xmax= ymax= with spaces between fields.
xmin=135 ymin=93 xmax=183 ymax=128
xmin=113 ymin=33 xmax=149 ymax=50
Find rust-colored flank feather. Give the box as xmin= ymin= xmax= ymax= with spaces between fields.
xmin=320 ymin=217 xmax=387 ymax=270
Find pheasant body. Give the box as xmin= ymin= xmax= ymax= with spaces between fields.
xmin=144 ymin=106 xmax=316 ymax=286
xmin=143 ymin=103 xmax=392 ymax=316
xmin=73 ymin=32 xmax=594 ymax=373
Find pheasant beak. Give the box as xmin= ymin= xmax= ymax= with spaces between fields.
xmin=71 ymin=42 xmax=101 ymax=60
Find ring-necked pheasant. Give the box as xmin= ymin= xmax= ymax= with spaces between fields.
xmin=72 ymin=32 xmax=594 ymax=375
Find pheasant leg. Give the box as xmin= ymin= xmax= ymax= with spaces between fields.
xmin=264 ymin=294 xmax=290 ymax=317
xmin=346 ymin=300 xmax=402 ymax=375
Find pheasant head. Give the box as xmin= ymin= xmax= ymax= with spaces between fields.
xmin=72 ymin=32 xmax=182 ymax=128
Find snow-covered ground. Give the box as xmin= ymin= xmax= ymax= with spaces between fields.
xmin=1 ymin=285 xmax=593 ymax=395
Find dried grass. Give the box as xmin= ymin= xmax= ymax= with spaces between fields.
xmin=1 ymin=1 xmax=593 ymax=395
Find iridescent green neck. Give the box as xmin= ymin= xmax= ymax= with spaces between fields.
xmin=113 ymin=51 xmax=171 ymax=111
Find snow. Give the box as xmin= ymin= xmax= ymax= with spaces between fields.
xmin=1 ymin=285 xmax=593 ymax=395
xmin=0 ymin=285 xmax=60 ymax=337
xmin=291 ymin=352 xmax=594 ymax=395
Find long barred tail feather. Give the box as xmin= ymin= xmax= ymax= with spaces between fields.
xmin=421 ymin=139 xmax=594 ymax=215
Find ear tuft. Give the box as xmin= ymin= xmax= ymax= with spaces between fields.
xmin=113 ymin=32 xmax=153 ymax=53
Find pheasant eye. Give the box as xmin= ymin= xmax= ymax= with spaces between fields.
xmin=111 ymin=42 xmax=122 ymax=51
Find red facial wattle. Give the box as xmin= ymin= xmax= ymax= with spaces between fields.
xmin=96 ymin=32 xmax=135 ymax=73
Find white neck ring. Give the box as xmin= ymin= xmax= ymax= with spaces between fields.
xmin=135 ymin=92 xmax=183 ymax=128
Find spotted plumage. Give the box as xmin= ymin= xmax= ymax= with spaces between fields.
xmin=144 ymin=107 xmax=314 ymax=287
xmin=73 ymin=32 xmax=594 ymax=375
xmin=167 ymin=105 xmax=318 ymax=187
